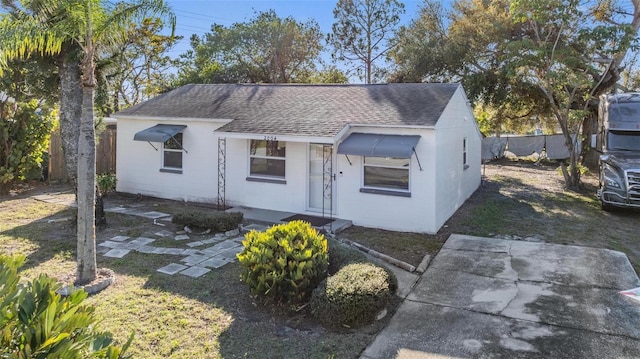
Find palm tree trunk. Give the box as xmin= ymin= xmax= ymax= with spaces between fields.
xmin=76 ymin=82 xmax=97 ymax=285
xmin=58 ymin=52 xmax=82 ymax=186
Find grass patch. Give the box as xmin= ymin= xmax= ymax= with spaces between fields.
xmin=339 ymin=226 xmax=441 ymax=267
xmin=1 ymin=196 xmax=398 ymax=359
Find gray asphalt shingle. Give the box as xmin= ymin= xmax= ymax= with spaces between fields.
xmin=115 ymin=83 xmax=460 ymax=137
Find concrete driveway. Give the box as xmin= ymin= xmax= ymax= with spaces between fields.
xmin=362 ymin=234 xmax=640 ymax=358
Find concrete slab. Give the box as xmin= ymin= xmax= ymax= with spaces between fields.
xmin=174 ymin=234 xmax=190 ymax=241
xmin=109 ymin=235 xmax=130 ymax=242
xmin=182 ymin=249 xmax=202 ymax=256
xmin=98 ymin=240 xmax=121 ymax=249
xmin=443 ymin=233 xmax=512 ymax=253
xmin=362 ymin=235 xmax=640 ymax=358
xmin=157 ymin=263 xmax=188 ymax=275
xmin=135 ymin=245 xmax=157 ymax=254
xmin=136 ymin=211 xmax=170 ymax=219
xmin=187 ymin=241 xmax=204 ymax=247
xmin=228 ymin=206 xmax=293 ymax=224
xmin=154 ymin=230 xmax=173 ymax=237
xmin=103 ymin=248 xmax=131 ymax=258
xmin=242 ymin=223 xmax=269 ymax=232
xmin=215 ymin=246 xmax=243 ymax=259
xmin=201 ymin=239 xmax=242 ymax=255
xmin=180 ymin=266 xmax=210 ymax=278
xmin=200 ymin=256 xmax=235 ymax=269
xmin=361 ymin=301 xmax=640 ymax=359
xmin=129 ymin=237 xmax=156 ymax=246
xmin=163 ymin=248 xmax=187 ymax=256
xmin=181 ymin=254 xmax=211 ymax=265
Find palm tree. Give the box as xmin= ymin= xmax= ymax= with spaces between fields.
xmin=0 ymin=0 xmax=175 ymax=284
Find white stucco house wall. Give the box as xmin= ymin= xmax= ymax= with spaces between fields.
xmin=114 ymin=83 xmax=481 ymax=233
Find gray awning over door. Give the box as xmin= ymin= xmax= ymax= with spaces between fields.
xmin=133 ymin=124 xmax=186 ymax=142
xmin=337 ymin=133 xmax=421 ymax=158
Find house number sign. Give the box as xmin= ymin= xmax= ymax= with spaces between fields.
xmin=263 ymin=136 xmax=277 ymax=141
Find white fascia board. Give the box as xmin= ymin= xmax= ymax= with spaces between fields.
xmin=215 ymin=131 xmax=333 ymax=144
xmin=114 ymin=115 xmax=233 ymax=124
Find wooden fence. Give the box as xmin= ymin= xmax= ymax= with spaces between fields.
xmin=48 ymin=127 xmax=117 ymax=182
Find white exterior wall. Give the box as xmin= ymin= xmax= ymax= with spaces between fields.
xmin=115 ymin=86 xmax=481 ymax=234
xmin=334 ymin=127 xmax=438 ymax=233
xmin=116 ymin=117 xmax=226 ymax=203
xmin=223 ymin=139 xmax=309 ymax=212
xmin=433 ymin=87 xmax=482 ymax=230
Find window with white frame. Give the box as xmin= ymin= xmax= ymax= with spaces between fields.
xmin=363 ymin=157 xmax=410 ymax=191
xmin=163 ymin=132 xmax=183 ymax=170
xmin=463 ymin=137 xmax=468 ymax=169
xmin=249 ymin=140 xmax=286 ymax=178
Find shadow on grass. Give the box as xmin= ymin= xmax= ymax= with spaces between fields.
xmin=0 ymin=206 xmax=77 ymax=275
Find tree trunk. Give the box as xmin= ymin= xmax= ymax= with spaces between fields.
xmin=76 ymin=84 xmax=97 ymax=285
xmin=58 ymin=53 xmax=82 ymax=186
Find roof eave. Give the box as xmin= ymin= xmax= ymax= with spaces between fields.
xmin=114 ymin=114 xmax=234 ymax=124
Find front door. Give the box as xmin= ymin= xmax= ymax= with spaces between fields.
xmin=308 ymin=144 xmax=334 ymax=215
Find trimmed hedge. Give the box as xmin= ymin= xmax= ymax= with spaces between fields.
xmin=172 ymin=210 xmax=243 ymax=232
xmin=327 ymin=238 xmax=367 ymax=274
xmin=237 ymin=220 xmax=328 ymax=305
xmin=310 ymin=262 xmax=393 ymax=328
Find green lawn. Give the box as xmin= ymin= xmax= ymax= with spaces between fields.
xmin=0 ymin=195 xmax=392 ymax=359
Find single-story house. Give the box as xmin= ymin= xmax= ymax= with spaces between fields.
xmin=113 ymin=83 xmax=481 ymax=233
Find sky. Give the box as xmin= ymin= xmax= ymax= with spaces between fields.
xmin=164 ymin=0 xmax=426 ymax=76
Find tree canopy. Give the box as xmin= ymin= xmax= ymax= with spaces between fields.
xmin=174 ymin=10 xmax=327 ymax=85
xmin=389 ymin=0 xmax=639 ymax=188
xmin=328 ymin=0 xmax=405 ymax=83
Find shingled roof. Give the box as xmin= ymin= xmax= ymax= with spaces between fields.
xmin=115 ymin=83 xmax=460 ymax=137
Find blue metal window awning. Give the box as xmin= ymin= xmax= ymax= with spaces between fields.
xmin=133 ymin=124 xmax=186 ymax=143
xmin=337 ymin=133 xmax=421 ymax=158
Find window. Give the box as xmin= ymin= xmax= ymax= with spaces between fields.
xmin=463 ymin=137 xmax=468 ymax=169
xmin=163 ymin=132 xmax=183 ymax=171
xmin=249 ymin=140 xmax=286 ymax=178
xmin=363 ymin=157 xmax=409 ymax=191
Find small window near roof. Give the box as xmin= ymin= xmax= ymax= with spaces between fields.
xmin=249 ymin=140 xmax=286 ymax=178
xmin=363 ymin=157 xmax=409 ymax=191
xmin=163 ymin=133 xmax=183 ymax=170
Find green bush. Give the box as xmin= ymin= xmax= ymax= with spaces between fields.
xmin=326 ymin=238 xmax=397 ymax=294
xmin=237 ymin=220 xmax=328 ymax=305
xmin=310 ymin=262 xmax=393 ymax=328
xmin=327 ymin=238 xmax=367 ymax=275
xmin=97 ymin=173 xmax=117 ymax=195
xmin=0 ymin=255 xmax=133 ymax=359
xmin=172 ymin=210 xmax=243 ymax=232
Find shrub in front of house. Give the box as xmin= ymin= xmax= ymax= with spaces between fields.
xmin=0 ymin=255 xmax=133 ymax=358
xmin=327 ymin=237 xmax=367 ymax=274
xmin=172 ymin=210 xmax=243 ymax=232
xmin=310 ymin=262 xmax=394 ymax=328
xmin=326 ymin=238 xmax=398 ymax=294
xmin=237 ymin=220 xmax=328 ymax=305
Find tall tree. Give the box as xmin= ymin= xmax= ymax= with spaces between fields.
xmin=174 ymin=10 xmax=323 ymax=85
xmin=507 ymin=0 xmax=635 ymax=188
xmin=96 ymin=17 xmax=181 ymax=115
xmin=390 ymin=0 xmax=640 ymax=187
xmin=1 ymin=1 xmax=82 ymax=186
xmin=0 ymin=0 xmax=175 ymax=284
xmin=328 ymin=0 xmax=405 ymax=83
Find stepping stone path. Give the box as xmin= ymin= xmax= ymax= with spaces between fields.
xmin=98 ymin=230 xmax=246 ymax=278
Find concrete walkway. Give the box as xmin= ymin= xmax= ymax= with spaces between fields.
xmin=361 ymin=234 xmax=640 ymax=358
